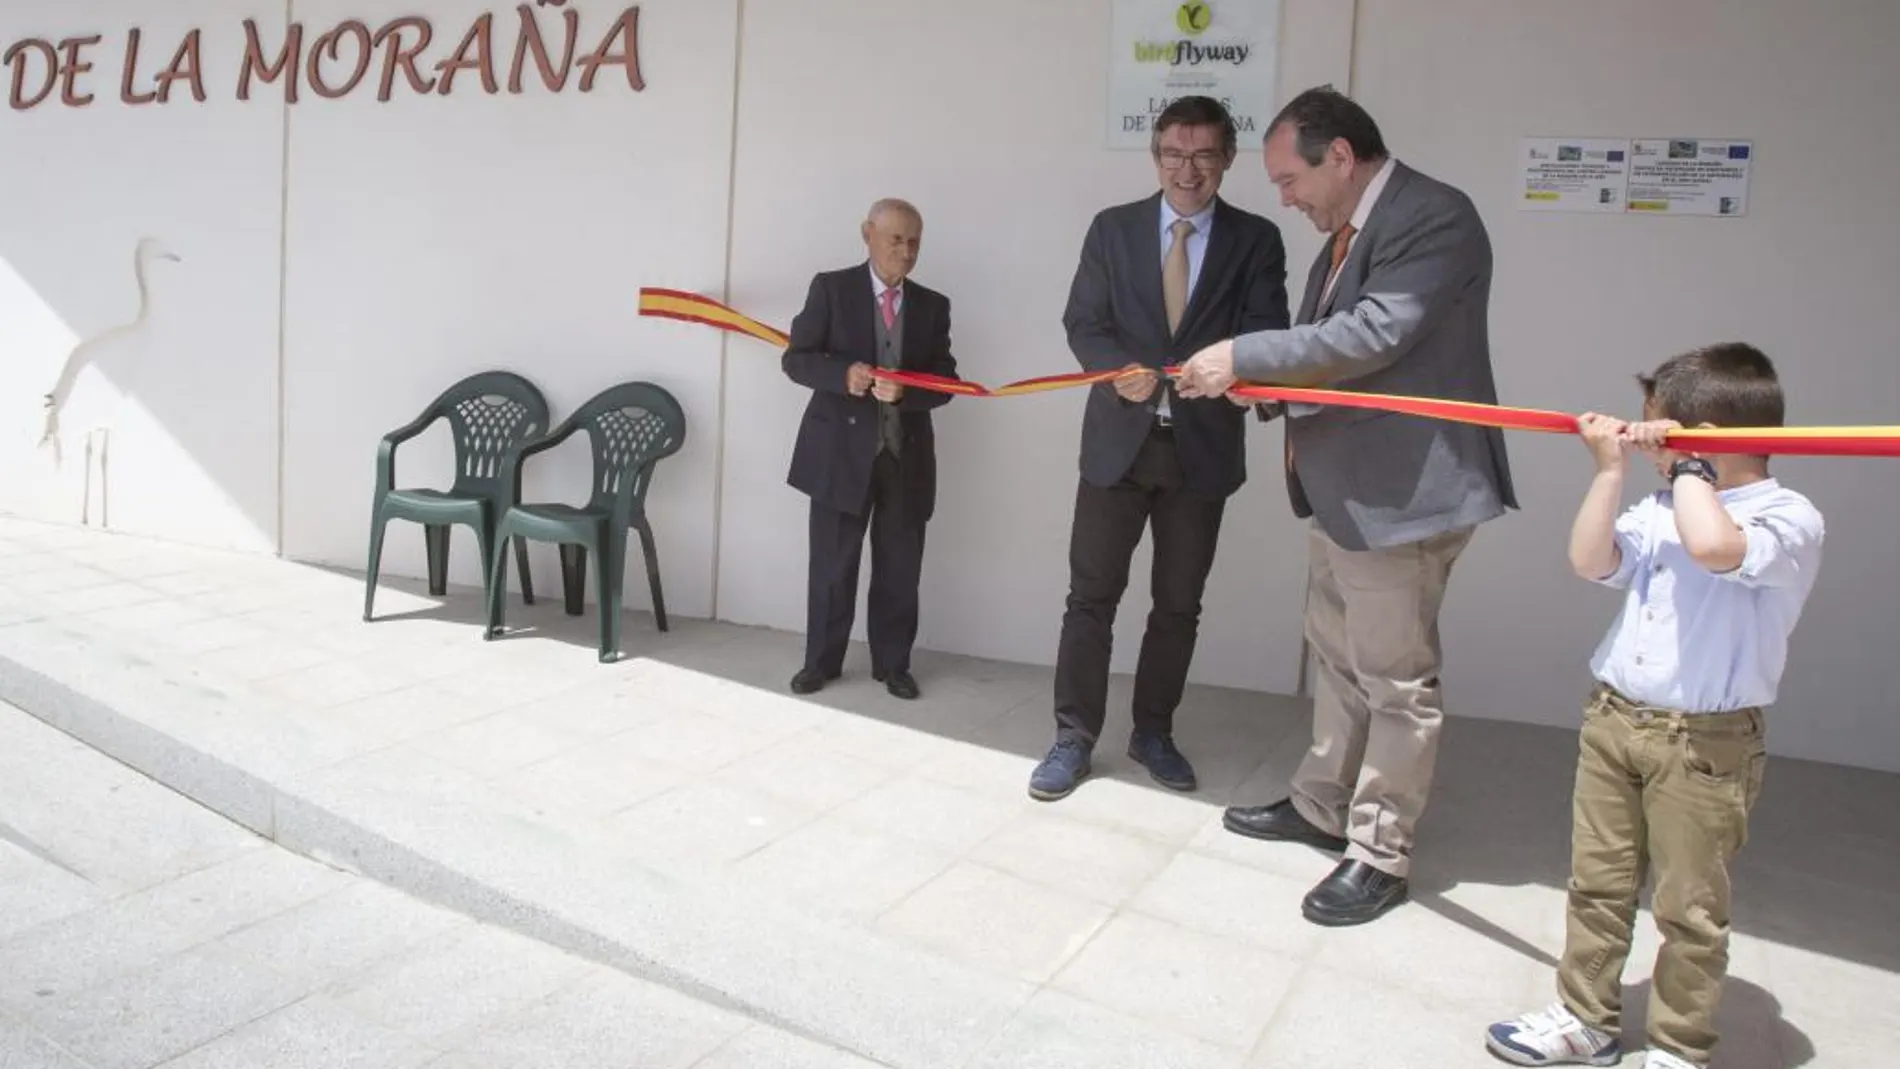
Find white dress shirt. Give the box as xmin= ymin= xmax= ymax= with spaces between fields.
xmin=870 ymin=262 xmax=903 ymax=317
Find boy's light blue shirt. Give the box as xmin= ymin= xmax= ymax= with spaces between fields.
xmin=1588 ymin=477 xmax=1825 ymax=713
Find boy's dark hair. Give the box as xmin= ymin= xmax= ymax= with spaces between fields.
xmin=1151 ymin=95 xmax=1238 ymax=158
xmin=1266 ymin=85 xmax=1388 ymax=166
xmin=1638 ymin=342 xmax=1784 ymax=428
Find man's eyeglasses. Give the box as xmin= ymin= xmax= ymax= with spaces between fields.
xmin=1156 ymin=151 xmax=1227 ymax=170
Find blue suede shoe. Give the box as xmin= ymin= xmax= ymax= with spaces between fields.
xmin=1028 ymin=738 xmax=1092 ymax=801
xmin=1127 ymin=730 xmax=1197 ymax=792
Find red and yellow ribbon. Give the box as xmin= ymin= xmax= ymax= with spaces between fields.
xmin=872 ymin=367 xmax=1132 ymax=397
xmin=1219 ymin=383 xmax=1900 ymax=457
xmin=639 ymin=287 xmax=789 ymax=348
xmin=638 ymin=288 xmax=1900 ymax=458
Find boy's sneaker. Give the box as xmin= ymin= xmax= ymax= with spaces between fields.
xmin=1643 ymin=1050 xmax=1701 ymax=1069
xmin=1485 ymin=1002 xmax=1621 ymax=1066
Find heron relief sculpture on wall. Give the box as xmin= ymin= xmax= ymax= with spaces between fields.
xmin=37 ymin=236 xmax=181 ymax=524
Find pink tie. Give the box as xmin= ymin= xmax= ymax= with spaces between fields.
xmin=879 ymin=286 xmax=898 ymax=329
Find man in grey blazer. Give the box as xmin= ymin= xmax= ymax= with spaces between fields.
xmin=1177 ymin=86 xmax=1516 ymax=926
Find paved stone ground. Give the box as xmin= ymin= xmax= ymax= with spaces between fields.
xmin=0 ymin=515 xmax=1894 ymax=1066
xmin=0 ymin=701 xmax=877 ymax=1069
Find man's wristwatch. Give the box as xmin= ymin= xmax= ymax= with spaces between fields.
xmin=1669 ymin=457 xmax=1717 ymax=485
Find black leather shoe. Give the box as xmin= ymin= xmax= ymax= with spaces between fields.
xmin=790 ymin=667 xmax=836 ymax=695
xmin=1221 ymin=799 xmax=1348 ymax=852
xmin=1301 ymin=859 xmax=1409 ymax=926
xmin=876 ymin=670 xmax=920 ymax=700
xmin=1126 ymin=730 xmax=1196 ymax=791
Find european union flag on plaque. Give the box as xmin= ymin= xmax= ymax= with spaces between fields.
xmin=1607 ymin=150 xmax=1625 ymax=161
xmin=1728 ymin=145 xmax=1751 ymax=159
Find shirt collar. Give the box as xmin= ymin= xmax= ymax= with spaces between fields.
xmin=869 ymin=262 xmax=902 ymax=297
xmin=1348 ymin=157 xmax=1397 ymax=232
xmin=1161 ymin=196 xmax=1217 ymax=235
xmin=1662 ymin=475 xmax=1780 ymax=504
xmin=1717 ymin=476 xmax=1780 ymax=502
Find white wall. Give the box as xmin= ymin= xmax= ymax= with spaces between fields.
xmin=278 ymin=0 xmax=739 ymax=619
xmin=0 ymin=1 xmax=287 ymax=553
xmin=4 ymin=0 xmax=1896 ymax=771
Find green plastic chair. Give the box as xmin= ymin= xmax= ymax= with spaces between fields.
xmin=364 ymin=371 xmax=549 ymax=622
xmin=484 ymin=381 xmax=686 ymax=662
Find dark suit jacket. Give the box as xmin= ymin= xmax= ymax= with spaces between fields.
xmin=1062 ymin=192 xmax=1289 ymax=498
xmin=1232 ymin=161 xmax=1517 ymax=551
xmin=782 ymin=263 xmax=958 ymax=524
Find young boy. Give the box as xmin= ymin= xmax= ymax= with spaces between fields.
xmin=1485 ymin=343 xmax=1825 ymax=1069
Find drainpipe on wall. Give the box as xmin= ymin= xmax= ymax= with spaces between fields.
xmin=273 ymin=0 xmax=295 ymax=558
xmin=708 ymin=0 xmax=749 ymax=621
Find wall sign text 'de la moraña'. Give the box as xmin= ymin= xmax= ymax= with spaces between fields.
xmin=4 ymin=0 xmax=645 ymax=109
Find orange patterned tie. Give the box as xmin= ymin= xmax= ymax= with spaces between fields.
xmin=1327 ymin=223 xmax=1356 ymax=288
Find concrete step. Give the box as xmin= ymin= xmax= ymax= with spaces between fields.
xmin=0 ymin=612 xmax=1043 ymax=1069
xmin=0 ymin=700 xmax=889 ymax=1069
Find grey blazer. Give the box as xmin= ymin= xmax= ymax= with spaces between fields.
xmin=1233 ymin=161 xmax=1517 ymax=551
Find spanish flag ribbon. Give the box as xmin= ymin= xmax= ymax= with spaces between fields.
xmin=638 ymin=288 xmax=1900 ymax=458
xmin=638 ymin=288 xmax=789 ymax=348
xmin=1219 ymin=383 xmax=1900 ymax=457
xmin=872 ymin=367 xmax=1132 ymax=397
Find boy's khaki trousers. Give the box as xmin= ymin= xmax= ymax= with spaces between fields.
xmin=1559 ymin=684 xmax=1766 ymax=1065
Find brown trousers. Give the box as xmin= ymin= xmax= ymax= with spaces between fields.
xmin=1289 ymin=522 xmax=1474 ymax=878
xmin=1558 ymin=684 xmax=1767 ymax=1065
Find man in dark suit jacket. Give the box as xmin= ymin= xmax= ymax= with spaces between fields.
xmin=1029 ymin=96 xmax=1290 ymax=803
xmin=1177 ymin=87 xmax=1517 ymax=927
xmin=782 ymin=199 xmax=959 ymax=700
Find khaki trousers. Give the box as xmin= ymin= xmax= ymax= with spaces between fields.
xmin=1559 ymin=685 xmax=1766 ymax=1065
xmin=1288 ymin=522 xmax=1473 ymax=878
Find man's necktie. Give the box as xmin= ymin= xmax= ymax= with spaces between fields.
xmin=1162 ymin=218 xmax=1195 ymax=334
xmin=875 ymin=285 xmax=903 ymax=455
xmin=1324 ymin=222 xmax=1356 ymax=297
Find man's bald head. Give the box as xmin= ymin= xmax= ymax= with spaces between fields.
xmin=862 ymin=198 xmax=923 ymax=286
xmin=866 ymin=197 xmax=921 ymax=227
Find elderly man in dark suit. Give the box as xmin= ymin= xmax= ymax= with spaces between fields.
xmin=781 ymin=198 xmax=959 ymax=700
xmin=1178 ymin=86 xmax=1517 ymax=926
xmin=1029 ymin=95 xmax=1290 ymax=803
